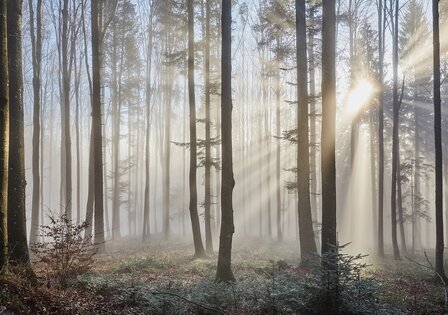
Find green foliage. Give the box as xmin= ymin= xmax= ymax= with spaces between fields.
xmin=301 ymin=244 xmax=399 ymax=314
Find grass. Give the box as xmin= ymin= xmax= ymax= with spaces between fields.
xmin=2 ymin=237 xmax=446 ymax=314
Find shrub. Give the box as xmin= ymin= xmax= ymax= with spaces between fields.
xmin=31 ymin=214 xmax=97 ymax=287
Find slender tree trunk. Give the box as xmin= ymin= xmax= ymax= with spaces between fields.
xmin=433 ymin=0 xmax=447 ymax=282
xmin=0 ymin=0 xmax=9 ymax=270
xmin=391 ymin=0 xmax=401 ymax=260
xmin=91 ymin=0 xmax=105 ymax=249
xmin=275 ymin=49 xmax=282 ymax=242
xmin=397 ymin=149 xmax=407 ymax=254
xmin=188 ymin=0 xmax=206 ymax=257
xmin=204 ymin=0 xmax=213 ymax=254
xmin=377 ymin=0 xmax=385 ymax=258
xmin=85 ymin=129 xmax=94 ymax=241
xmin=143 ymin=4 xmax=153 ymax=242
xmin=296 ymin=0 xmax=317 ymax=263
xmin=74 ymin=38 xmax=81 ymax=225
xmin=62 ymin=0 xmax=72 ymax=220
xmin=7 ymin=0 xmax=29 ymax=264
xmin=29 ymin=0 xmax=42 ymax=246
xmin=215 ymin=0 xmax=235 ymax=282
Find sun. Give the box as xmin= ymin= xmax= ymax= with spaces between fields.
xmin=346 ymin=79 xmax=375 ymax=115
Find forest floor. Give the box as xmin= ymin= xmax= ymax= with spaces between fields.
xmin=0 ymin=236 xmax=446 ymax=314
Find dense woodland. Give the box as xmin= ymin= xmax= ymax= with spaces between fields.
xmin=0 ymin=0 xmax=448 ymax=314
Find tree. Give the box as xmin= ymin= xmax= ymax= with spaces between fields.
xmin=321 ymin=0 xmax=337 ymax=258
xmin=61 ymin=0 xmax=72 ymax=220
xmin=0 ymin=0 xmax=9 ymax=270
xmin=28 ymin=0 xmax=43 ymax=246
xmin=432 ymin=0 xmax=447 ymax=283
xmin=391 ymin=0 xmax=401 ymax=260
xmin=91 ymin=0 xmax=105 ymax=248
xmin=142 ymin=1 xmax=154 ymax=242
xmin=215 ymin=0 xmax=235 ymax=282
xmin=377 ymin=0 xmax=385 ymax=258
xmin=7 ymin=0 xmax=29 ymax=264
xmin=203 ymin=0 xmax=214 ymax=254
xmin=296 ymin=0 xmax=317 ymax=263
xmin=188 ymin=0 xmax=206 ymax=258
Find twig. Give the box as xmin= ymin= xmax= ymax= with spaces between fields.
xmin=152 ymin=291 xmax=224 ymax=314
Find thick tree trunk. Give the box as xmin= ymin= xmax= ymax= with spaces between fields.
xmin=215 ymin=0 xmax=235 ymax=282
xmin=321 ymin=0 xmax=337 ymax=256
xmin=0 ymin=0 xmax=9 ymax=270
xmin=7 ymin=0 xmax=29 ymax=264
xmin=188 ymin=0 xmax=206 ymax=258
xmin=433 ymin=0 xmax=447 ymax=282
xmin=296 ymin=0 xmax=317 ymax=263
xmin=308 ymin=1 xmax=317 ymax=246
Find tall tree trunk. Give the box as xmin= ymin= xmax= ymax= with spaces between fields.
xmin=321 ymin=0 xmax=337 ymax=256
xmin=391 ymin=0 xmax=401 ymax=260
xmin=321 ymin=0 xmax=338 ymax=308
xmin=29 ymin=0 xmax=42 ymax=246
xmin=0 ymin=0 xmax=9 ymax=270
xmin=188 ymin=0 xmax=206 ymax=258
xmin=91 ymin=0 xmax=105 ymax=249
xmin=111 ymin=20 xmax=121 ymax=240
xmin=143 ymin=4 xmax=153 ymax=242
xmin=74 ymin=38 xmax=81 ymax=225
xmin=377 ymin=0 xmax=385 ymax=258
xmin=204 ymin=0 xmax=213 ymax=254
xmin=7 ymin=0 xmax=29 ymax=264
xmin=433 ymin=0 xmax=447 ymax=282
xmin=215 ymin=0 xmax=235 ymax=282
xmin=296 ymin=0 xmax=317 ymax=263
xmin=275 ymin=45 xmax=282 ymax=242
xmin=308 ymin=1 xmax=317 ymax=246
xmin=62 ymin=0 xmax=72 ymax=220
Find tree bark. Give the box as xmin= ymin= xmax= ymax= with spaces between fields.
xmin=204 ymin=0 xmax=214 ymax=254
xmin=28 ymin=0 xmax=42 ymax=246
xmin=296 ymin=0 xmax=317 ymax=263
xmin=433 ymin=0 xmax=447 ymax=282
xmin=143 ymin=3 xmax=153 ymax=242
xmin=0 ymin=0 xmax=9 ymax=270
xmin=391 ymin=0 xmax=401 ymax=260
xmin=7 ymin=0 xmax=29 ymax=264
xmin=91 ymin=0 xmax=105 ymax=249
xmin=215 ymin=0 xmax=235 ymax=282
xmin=188 ymin=0 xmax=206 ymax=258
xmin=62 ymin=0 xmax=72 ymax=220
xmin=377 ymin=0 xmax=385 ymax=258
xmin=321 ymin=0 xmax=337 ymax=256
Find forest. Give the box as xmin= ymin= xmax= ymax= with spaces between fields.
xmin=0 ymin=0 xmax=448 ymax=314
